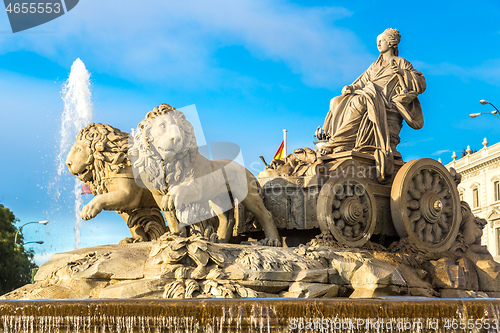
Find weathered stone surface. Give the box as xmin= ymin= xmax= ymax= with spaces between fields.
xmin=422 ymin=258 xmax=466 ymax=290
xmin=350 ymin=285 xmax=408 ymax=298
xmin=100 ymin=279 xmax=164 ymax=299
xmin=348 ymin=259 xmax=429 ymax=298
xmin=291 ymin=269 xmax=328 ymax=283
xmin=238 ymin=280 xmax=290 ymax=293
xmin=473 ymin=260 xmax=500 ymax=292
xmin=35 ymin=244 xmax=149 ymax=282
xmin=351 ymin=260 xmax=406 ymax=287
xmin=457 ymin=257 xmax=479 ymax=291
xmin=283 ymin=282 xmax=340 ymax=298
xmin=439 ymin=289 xmax=488 ymax=298
xmin=329 ymin=253 xmax=363 ymax=284
xmin=486 ymin=291 xmax=500 ymax=298
xmin=3 ymin=237 xmax=500 ymax=300
xmin=462 ymin=250 xmax=500 ymax=292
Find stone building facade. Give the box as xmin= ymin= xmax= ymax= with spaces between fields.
xmin=446 ymin=139 xmax=500 ymax=261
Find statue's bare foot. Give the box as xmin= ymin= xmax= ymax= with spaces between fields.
xmin=257 ymin=238 xmax=282 ymax=247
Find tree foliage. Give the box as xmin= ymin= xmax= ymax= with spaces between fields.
xmin=0 ymin=205 xmax=37 ymax=295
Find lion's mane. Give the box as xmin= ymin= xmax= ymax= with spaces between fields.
xmin=130 ymin=104 xmax=198 ymax=194
xmin=76 ymin=123 xmax=130 ymax=195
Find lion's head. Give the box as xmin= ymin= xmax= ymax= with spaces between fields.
xmin=130 ymin=104 xmax=198 ymax=192
xmin=66 ymin=123 xmax=130 ymax=195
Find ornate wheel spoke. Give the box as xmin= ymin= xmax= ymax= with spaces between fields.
xmin=423 ymin=170 xmax=433 ymax=190
xmin=408 ymin=185 xmax=422 ymax=200
xmin=431 ymin=174 xmax=441 ymax=192
xmin=409 ymin=210 xmax=421 ymax=223
xmin=332 ymin=199 xmax=341 ymax=209
xmin=407 ymin=200 xmax=420 ymax=210
xmin=415 ymin=173 xmax=426 ymax=193
xmin=391 ymin=158 xmax=460 ymax=252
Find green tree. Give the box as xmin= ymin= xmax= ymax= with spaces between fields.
xmin=0 ymin=205 xmax=38 ymax=295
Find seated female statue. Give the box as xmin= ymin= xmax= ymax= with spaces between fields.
xmin=322 ymin=28 xmax=426 ymax=182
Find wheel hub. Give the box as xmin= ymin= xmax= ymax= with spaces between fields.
xmin=420 ymin=191 xmax=443 ymax=224
xmin=340 ymin=197 xmax=364 ymax=226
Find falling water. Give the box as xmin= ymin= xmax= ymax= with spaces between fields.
xmin=57 ymin=58 xmax=92 ymax=249
xmin=2 ymin=298 xmax=500 ymax=333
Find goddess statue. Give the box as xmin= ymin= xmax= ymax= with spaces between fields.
xmin=322 ymin=28 xmax=426 ymax=182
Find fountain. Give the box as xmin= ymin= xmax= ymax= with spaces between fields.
xmin=56 ymin=58 xmax=93 ymax=249
xmin=2 ymin=29 xmax=500 ymax=333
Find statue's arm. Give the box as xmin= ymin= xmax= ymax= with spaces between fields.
xmin=397 ymin=58 xmax=426 ymax=94
xmin=341 ymin=65 xmax=371 ymax=95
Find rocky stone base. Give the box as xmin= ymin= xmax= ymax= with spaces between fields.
xmin=2 ymin=235 xmax=500 ymax=300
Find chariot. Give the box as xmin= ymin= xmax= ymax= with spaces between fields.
xmin=257 ymin=151 xmax=461 ymax=252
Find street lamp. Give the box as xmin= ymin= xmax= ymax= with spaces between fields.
xmin=470 ymin=100 xmax=500 ymax=120
xmin=24 ymin=241 xmax=44 ymax=245
xmin=14 ymin=220 xmax=49 ymax=246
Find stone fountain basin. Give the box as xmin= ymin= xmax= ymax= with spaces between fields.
xmin=2 ymin=298 xmax=500 ymax=332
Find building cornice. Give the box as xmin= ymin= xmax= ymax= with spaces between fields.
xmin=456 ymin=155 xmax=500 ymax=175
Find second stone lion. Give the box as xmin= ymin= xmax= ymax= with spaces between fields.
xmin=130 ymin=103 xmax=281 ymax=246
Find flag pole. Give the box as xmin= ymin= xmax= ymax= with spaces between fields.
xmin=283 ymin=129 xmax=287 ymax=157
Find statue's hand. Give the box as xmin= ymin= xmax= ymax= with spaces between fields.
xmin=391 ymin=60 xmax=404 ymax=75
xmin=341 ymin=85 xmax=353 ymax=95
xmin=81 ymin=200 xmax=103 ymax=220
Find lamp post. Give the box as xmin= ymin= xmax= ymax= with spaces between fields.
xmin=469 ymin=100 xmax=500 ymax=120
xmin=14 ymin=220 xmax=49 ymax=246
xmin=24 ymin=241 xmax=44 ymax=245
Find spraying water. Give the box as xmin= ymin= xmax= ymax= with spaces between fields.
xmin=57 ymin=58 xmax=92 ymax=249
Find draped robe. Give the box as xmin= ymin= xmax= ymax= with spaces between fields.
xmin=323 ymin=56 xmax=426 ymax=181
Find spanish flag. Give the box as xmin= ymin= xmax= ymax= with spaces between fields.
xmin=273 ymin=140 xmax=285 ymax=160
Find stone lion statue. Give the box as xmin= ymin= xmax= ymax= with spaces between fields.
xmin=130 ymin=103 xmax=281 ymax=246
xmin=65 ymin=123 xmax=168 ymax=243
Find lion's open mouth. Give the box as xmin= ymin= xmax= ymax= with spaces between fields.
xmin=76 ymin=168 xmax=91 ymax=182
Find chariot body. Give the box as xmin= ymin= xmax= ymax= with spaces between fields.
xmin=256 ymin=148 xmax=461 ymax=252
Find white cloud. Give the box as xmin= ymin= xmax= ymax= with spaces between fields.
xmin=432 ymin=149 xmax=451 ymax=156
xmin=0 ymin=0 xmax=371 ymax=88
xmin=413 ymin=60 xmax=500 ymax=86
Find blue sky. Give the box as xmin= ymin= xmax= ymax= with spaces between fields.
xmin=1 ymin=0 xmax=500 ymax=265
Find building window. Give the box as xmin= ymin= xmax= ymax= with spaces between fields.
xmin=497 ymin=228 xmax=500 ymax=256
xmin=459 ymin=192 xmax=464 ymax=201
xmin=473 ymin=188 xmax=479 ymax=208
xmin=495 ymin=181 xmax=500 ymax=202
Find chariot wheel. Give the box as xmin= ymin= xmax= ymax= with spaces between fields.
xmin=317 ymin=177 xmax=377 ymax=247
xmin=390 ymin=158 xmax=461 ymax=252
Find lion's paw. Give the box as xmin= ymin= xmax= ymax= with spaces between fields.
xmin=81 ymin=201 xmax=103 ymax=220
xmin=257 ymin=238 xmax=282 ymax=247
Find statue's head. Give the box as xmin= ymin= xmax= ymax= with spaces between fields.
xmin=138 ymin=104 xmax=197 ymax=161
xmin=131 ymin=104 xmax=198 ymax=189
xmin=66 ymin=123 xmax=130 ymax=194
xmin=377 ymin=28 xmax=400 ymax=56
